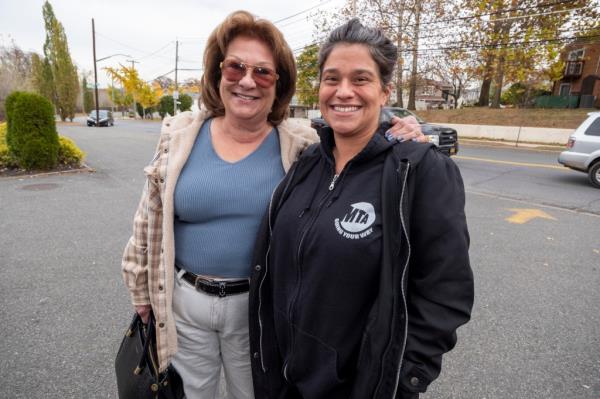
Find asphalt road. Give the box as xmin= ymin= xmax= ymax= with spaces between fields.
xmin=0 ymin=118 xmax=598 ymax=399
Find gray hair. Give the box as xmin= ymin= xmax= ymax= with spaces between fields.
xmin=318 ymin=18 xmax=397 ymax=87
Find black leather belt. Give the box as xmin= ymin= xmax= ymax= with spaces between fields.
xmin=176 ymin=266 xmax=249 ymax=297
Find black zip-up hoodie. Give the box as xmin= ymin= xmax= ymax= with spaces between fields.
xmin=249 ymin=123 xmax=474 ymax=399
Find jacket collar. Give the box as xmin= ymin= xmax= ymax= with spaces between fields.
xmin=317 ymin=122 xmax=394 ymax=167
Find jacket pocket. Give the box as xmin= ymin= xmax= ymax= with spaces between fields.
xmin=288 ymin=327 xmax=345 ymax=397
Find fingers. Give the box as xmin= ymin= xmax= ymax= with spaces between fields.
xmin=387 ymin=116 xmax=425 ymax=142
xmin=135 ymin=305 xmax=152 ymax=324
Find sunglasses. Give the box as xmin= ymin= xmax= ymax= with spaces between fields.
xmin=219 ymin=59 xmax=279 ymax=88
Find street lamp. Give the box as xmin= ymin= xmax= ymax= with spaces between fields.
xmin=97 ymin=54 xmax=130 ymax=118
xmin=91 ymin=18 xmax=131 ymax=126
xmin=97 ymin=53 xmax=132 ymax=63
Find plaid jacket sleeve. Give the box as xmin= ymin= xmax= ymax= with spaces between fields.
xmin=121 ymin=181 xmax=152 ymax=306
xmin=121 ymin=130 xmax=167 ymax=306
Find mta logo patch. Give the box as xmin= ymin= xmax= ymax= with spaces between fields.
xmin=334 ymin=202 xmax=376 ymax=239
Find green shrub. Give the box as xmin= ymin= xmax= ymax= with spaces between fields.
xmin=4 ymin=91 xmax=25 ymax=151
xmin=0 ymin=122 xmax=18 ymax=168
xmin=179 ymin=94 xmax=193 ymax=112
xmin=158 ymin=95 xmax=174 ymax=118
xmin=57 ymin=135 xmax=85 ymax=166
xmin=136 ymin=102 xmax=155 ymax=119
xmin=1 ymin=122 xmax=85 ymax=170
xmin=158 ymin=94 xmax=193 ymax=119
xmin=5 ymin=91 xmax=59 ymax=170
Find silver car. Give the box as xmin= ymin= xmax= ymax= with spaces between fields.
xmin=558 ymin=112 xmax=600 ymax=188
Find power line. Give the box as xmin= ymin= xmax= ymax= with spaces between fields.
xmin=383 ymin=3 xmax=595 ymax=34
xmin=404 ymin=24 xmax=590 ymax=43
xmin=399 ymin=33 xmax=600 ymax=54
xmin=272 ymin=0 xmax=337 ymax=24
xmin=95 ymin=32 xmax=176 ymax=61
xmin=399 ymin=0 xmax=583 ymax=29
xmin=148 ymin=69 xmax=175 ymax=82
xmin=136 ymin=41 xmax=174 ymax=60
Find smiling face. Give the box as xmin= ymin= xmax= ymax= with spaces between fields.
xmin=319 ymin=44 xmax=390 ymax=140
xmin=219 ymin=36 xmax=277 ymax=126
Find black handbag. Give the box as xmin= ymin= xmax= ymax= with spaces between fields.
xmin=115 ymin=312 xmax=184 ymax=399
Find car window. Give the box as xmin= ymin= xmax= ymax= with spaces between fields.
xmin=388 ymin=109 xmax=411 ymax=118
xmin=386 ymin=108 xmax=425 ymax=124
xmin=584 ymin=117 xmax=600 ymax=137
xmin=89 ymin=111 xmax=108 ymax=116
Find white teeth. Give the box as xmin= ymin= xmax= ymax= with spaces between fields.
xmin=333 ymin=106 xmax=359 ymax=112
xmin=235 ymin=93 xmax=257 ymax=100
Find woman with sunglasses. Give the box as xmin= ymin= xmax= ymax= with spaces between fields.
xmin=121 ymin=10 xmax=424 ymax=399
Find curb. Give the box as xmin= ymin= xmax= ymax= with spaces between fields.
xmin=460 ymin=137 xmax=564 ymax=152
xmin=0 ymin=163 xmax=96 ymax=181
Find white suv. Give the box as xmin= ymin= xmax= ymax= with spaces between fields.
xmin=558 ymin=112 xmax=600 ymax=188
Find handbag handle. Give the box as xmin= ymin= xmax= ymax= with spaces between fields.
xmin=133 ymin=311 xmax=156 ymax=375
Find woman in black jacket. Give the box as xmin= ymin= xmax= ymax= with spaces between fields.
xmin=248 ymin=19 xmax=474 ymax=399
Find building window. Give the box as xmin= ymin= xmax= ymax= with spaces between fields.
xmin=567 ymin=48 xmax=585 ymax=61
xmin=559 ymin=83 xmax=571 ymax=96
xmin=566 ymin=61 xmax=583 ymax=76
xmin=421 ymin=86 xmax=435 ymax=96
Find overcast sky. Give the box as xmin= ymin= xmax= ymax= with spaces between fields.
xmin=0 ymin=0 xmax=344 ymax=87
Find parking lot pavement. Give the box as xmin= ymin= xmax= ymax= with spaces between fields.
xmin=1 ymin=119 xmax=598 ymax=398
xmin=422 ymin=192 xmax=600 ymax=399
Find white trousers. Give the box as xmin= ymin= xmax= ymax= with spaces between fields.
xmin=171 ymin=271 xmax=254 ymax=399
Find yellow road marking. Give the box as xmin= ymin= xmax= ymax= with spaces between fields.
xmin=455 ymin=155 xmax=567 ymax=170
xmin=466 ymin=190 xmax=600 ymax=218
xmin=505 ymin=208 xmax=557 ymax=224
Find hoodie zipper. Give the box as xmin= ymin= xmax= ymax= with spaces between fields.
xmin=285 ymin=162 xmax=351 ymax=381
xmin=328 ymin=174 xmax=339 ymax=190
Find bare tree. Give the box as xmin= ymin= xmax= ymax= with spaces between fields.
xmin=0 ymin=39 xmax=33 ymax=120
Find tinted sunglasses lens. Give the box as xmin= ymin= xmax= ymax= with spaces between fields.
xmin=221 ymin=60 xmax=276 ymax=87
xmin=222 ymin=61 xmax=246 ymax=80
xmin=251 ymin=67 xmax=275 ymax=86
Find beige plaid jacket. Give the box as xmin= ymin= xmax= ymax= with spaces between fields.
xmin=121 ymin=109 xmax=318 ymax=372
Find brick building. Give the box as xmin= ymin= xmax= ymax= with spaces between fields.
xmin=552 ymin=40 xmax=600 ymax=108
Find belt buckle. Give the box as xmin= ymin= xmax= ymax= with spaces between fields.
xmin=194 ymin=276 xmax=202 ymax=291
xmin=219 ymin=282 xmax=227 ymax=297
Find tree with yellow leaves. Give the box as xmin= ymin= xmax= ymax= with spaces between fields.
xmin=104 ymin=65 xmax=162 ymax=118
xmin=137 ymin=82 xmax=162 ymax=119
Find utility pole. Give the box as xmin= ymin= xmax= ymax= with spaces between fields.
xmin=110 ymin=77 xmax=115 ymax=116
xmin=173 ymin=40 xmax=179 ymax=116
xmin=126 ymin=59 xmax=140 ymax=118
xmin=92 ymin=18 xmax=100 ymax=128
xmin=351 ymin=0 xmax=356 ymax=17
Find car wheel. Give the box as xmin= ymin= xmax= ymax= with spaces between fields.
xmin=588 ymin=161 xmax=600 ymax=189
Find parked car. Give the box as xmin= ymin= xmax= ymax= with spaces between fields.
xmin=558 ymin=111 xmax=600 ymax=188
xmin=310 ymin=106 xmax=459 ymax=156
xmin=87 ymin=110 xmax=114 ymax=127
